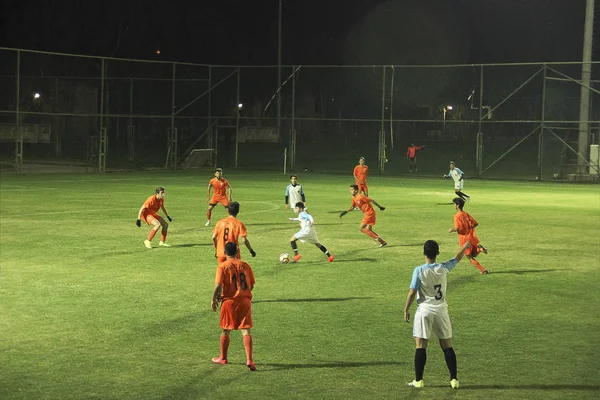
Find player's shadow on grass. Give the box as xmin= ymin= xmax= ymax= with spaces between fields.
xmin=331 ymin=258 xmax=378 ymax=263
xmin=257 ymin=360 xmax=405 ymax=371
xmin=177 ymin=227 xmax=209 ymax=234
xmin=251 ymin=222 xmax=339 ymax=227
xmin=489 ymin=269 xmax=565 ymax=275
xmin=459 ymin=384 xmax=599 ymax=391
xmin=435 ymin=202 xmax=455 ymax=205
xmin=253 ymin=296 xmax=372 ymax=304
xmin=168 ymin=243 xmax=212 ymax=248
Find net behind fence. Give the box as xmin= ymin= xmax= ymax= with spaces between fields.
xmin=1 ymin=47 xmax=598 ymax=180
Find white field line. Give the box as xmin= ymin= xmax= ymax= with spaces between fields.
xmin=1 ymin=202 xmax=280 ymax=218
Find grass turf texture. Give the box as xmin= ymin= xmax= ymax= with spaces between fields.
xmin=1 ymin=170 xmax=599 ymax=400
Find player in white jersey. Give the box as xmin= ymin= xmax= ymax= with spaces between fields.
xmin=288 ymin=202 xmax=334 ymax=263
xmin=285 ymin=175 xmax=306 ymax=211
xmin=403 ymin=240 xmax=471 ymax=389
xmin=443 ymin=161 xmax=470 ymax=201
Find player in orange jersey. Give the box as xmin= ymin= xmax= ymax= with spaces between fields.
xmin=212 ymin=201 xmax=256 ymax=263
xmin=406 ymin=143 xmax=424 ymax=172
xmin=136 ymin=186 xmax=172 ymax=248
xmin=353 ymin=156 xmax=369 ymax=196
xmin=205 ymin=168 xmax=232 ymax=227
xmin=339 ymin=184 xmax=387 ymax=247
xmin=211 ymin=242 xmax=257 ymax=371
xmin=448 ymin=197 xmax=489 ymax=275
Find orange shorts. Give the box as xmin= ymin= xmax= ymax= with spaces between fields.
xmin=361 ymin=211 xmax=376 ymax=226
xmin=210 ymin=196 xmax=229 ymax=207
xmin=465 ymin=245 xmax=480 ymax=257
xmin=459 ymin=236 xmax=480 ymax=256
xmin=220 ymin=298 xmax=253 ymax=330
xmin=144 ymin=213 xmax=162 ymax=225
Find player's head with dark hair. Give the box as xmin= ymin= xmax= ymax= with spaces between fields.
xmin=215 ymin=167 xmax=223 ymax=173
xmin=290 ymin=174 xmax=298 ymax=179
xmin=155 ymin=186 xmax=165 ymax=194
xmin=227 ymin=201 xmax=240 ymax=216
xmin=452 ymin=197 xmax=465 ymax=210
xmin=359 ymin=157 xmax=365 ymax=163
xmin=423 ymin=240 xmax=440 ymax=259
xmin=350 ymin=184 xmax=359 ymax=191
xmin=294 ymin=202 xmax=305 ymax=210
xmin=224 ymin=242 xmax=237 ymax=257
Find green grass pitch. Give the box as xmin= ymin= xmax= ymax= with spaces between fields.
xmin=1 ymin=170 xmax=599 ymax=400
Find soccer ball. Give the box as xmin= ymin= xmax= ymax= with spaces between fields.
xmin=279 ymin=253 xmax=290 ymax=264
xmin=553 ymin=173 xmax=559 ymax=179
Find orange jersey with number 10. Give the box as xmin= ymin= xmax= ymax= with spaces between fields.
xmin=213 ymin=216 xmax=248 ymax=259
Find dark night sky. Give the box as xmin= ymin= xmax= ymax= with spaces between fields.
xmin=0 ymin=0 xmax=596 ymax=65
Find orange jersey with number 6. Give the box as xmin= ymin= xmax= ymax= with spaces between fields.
xmin=213 ymin=216 xmax=248 ymax=259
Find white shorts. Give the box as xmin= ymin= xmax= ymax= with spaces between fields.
xmin=412 ymin=305 xmax=452 ymax=340
xmin=295 ymin=229 xmax=319 ymax=244
xmin=454 ymin=180 xmax=463 ymax=190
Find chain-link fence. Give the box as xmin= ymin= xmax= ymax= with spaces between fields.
xmin=1 ymin=47 xmax=598 ymax=180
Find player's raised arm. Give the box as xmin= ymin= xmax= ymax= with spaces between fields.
xmin=454 ymin=242 xmax=471 ymax=263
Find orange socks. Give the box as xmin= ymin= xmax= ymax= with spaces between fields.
xmin=243 ymin=335 xmax=253 ymax=363
xmin=220 ymin=335 xmax=230 ymax=360
xmin=160 ymin=230 xmax=168 ymax=242
xmin=470 ymin=258 xmax=486 ymax=273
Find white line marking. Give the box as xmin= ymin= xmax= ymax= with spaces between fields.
xmin=2 ymin=207 xmax=133 ymax=217
xmin=242 ymin=201 xmax=281 ymax=215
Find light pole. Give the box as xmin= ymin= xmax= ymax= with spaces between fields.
xmin=277 ymin=0 xmax=282 ymax=137
xmin=443 ymin=105 xmax=453 ymax=131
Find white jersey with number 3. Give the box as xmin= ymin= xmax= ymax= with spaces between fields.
xmin=410 ymin=259 xmax=458 ymax=309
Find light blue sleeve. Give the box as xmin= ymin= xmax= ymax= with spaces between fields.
xmin=409 ymin=267 xmax=421 ymax=290
xmin=442 ymin=258 xmax=458 ymax=272
xmin=285 ymin=184 xmax=290 ymax=196
xmin=455 ymin=167 xmax=464 ymax=176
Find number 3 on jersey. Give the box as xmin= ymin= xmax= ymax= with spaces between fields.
xmin=434 ymin=284 xmax=443 ymax=300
